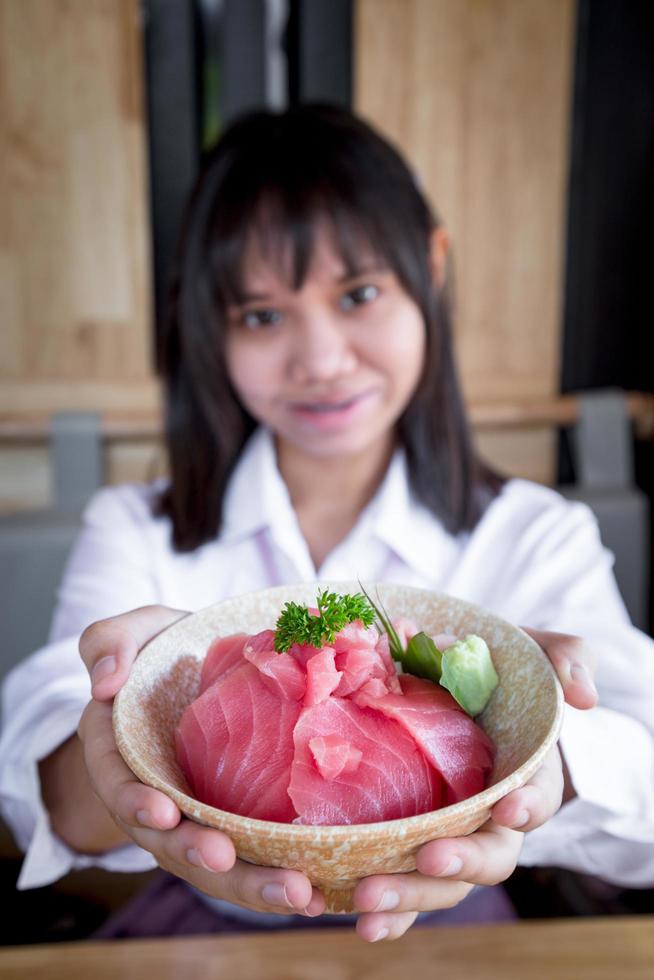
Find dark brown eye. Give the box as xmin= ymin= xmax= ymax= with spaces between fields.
xmin=242 ymin=308 xmax=282 ymax=329
xmin=340 ymin=284 xmax=379 ymax=311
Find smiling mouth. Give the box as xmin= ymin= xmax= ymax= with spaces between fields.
xmin=294 ymin=394 xmax=363 ymax=413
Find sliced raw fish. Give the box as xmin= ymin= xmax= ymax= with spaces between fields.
xmin=177 ymin=661 xmax=301 ymax=821
xmin=289 ymin=697 xmax=443 ymax=825
xmin=308 ymin=734 xmax=363 ymax=781
xmin=304 ymin=647 xmax=341 ymax=706
xmin=199 ymin=633 xmax=249 ymax=694
xmin=355 ymin=673 xmax=495 ymax=804
xmin=333 ymin=620 xmax=379 ymax=651
xmin=392 ymin=617 xmax=419 ymax=648
xmin=374 ymin=633 xmax=402 ymax=693
xmin=243 ymin=629 xmax=306 ymax=701
xmin=334 ymin=646 xmax=384 ymax=696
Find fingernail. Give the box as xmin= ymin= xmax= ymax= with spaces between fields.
xmin=571 ymin=663 xmax=597 ymax=694
xmin=301 ymin=905 xmax=321 ymax=917
xmin=91 ymin=655 xmax=116 ymax=687
xmin=261 ymin=883 xmax=292 ymax=907
xmin=372 ymin=927 xmax=389 ymax=942
xmin=373 ymin=889 xmax=400 ymax=911
xmin=186 ymin=848 xmax=212 ymax=870
xmin=437 ymin=855 xmax=463 ymax=877
xmin=510 ymin=809 xmax=530 ymax=829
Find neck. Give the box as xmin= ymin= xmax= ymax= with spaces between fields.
xmin=274 ymin=434 xmax=396 ymax=568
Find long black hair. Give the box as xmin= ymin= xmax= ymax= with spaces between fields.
xmin=157 ymin=104 xmax=503 ymax=551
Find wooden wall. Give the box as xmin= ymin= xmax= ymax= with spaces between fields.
xmin=355 ymin=0 xmax=576 ymax=483
xmin=0 ymin=0 xmax=160 ymax=510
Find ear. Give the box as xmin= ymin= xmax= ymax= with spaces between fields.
xmin=429 ymin=226 xmax=450 ymax=289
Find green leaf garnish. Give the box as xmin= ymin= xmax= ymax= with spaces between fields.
xmin=404 ymin=632 xmax=443 ymax=683
xmin=358 ymin=581 xmax=497 ymax=717
xmin=357 ymin=583 xmax=404 ymax=661
xmin=439 ymin=635 xmax=499 ymax=716
xmin=359 ymin=583 xmax=443 ymax=684
xmin=273 ymin=589 xmax=375 ymax=653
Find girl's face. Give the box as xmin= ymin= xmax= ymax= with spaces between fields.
xmin=224 ymin=231 xmax=426 ymax=463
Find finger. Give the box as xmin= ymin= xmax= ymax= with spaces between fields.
xmin=144 ymin=839 xmax=324 ymax=916
xmin=356 ymin=910 xmax=419 ymax=942
xmin=78 ymin=699 xmax=182 ymax=831
xmin=354 ymin=871 xmax=471 ymax=916
xmin=415 ymin=821 xmax=523 ymax=886
xmin=79 ymin=606 xmax=188 ymax=700
xmin=522 ymin=627 xmax=598 ymax=709
xmin=490 ymin=744 xmax=564 ymax=831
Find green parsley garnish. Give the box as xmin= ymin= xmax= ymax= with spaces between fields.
xmin=274 ymin=589 xmax=375 ymax=653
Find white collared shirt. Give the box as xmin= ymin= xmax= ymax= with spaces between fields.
xmin=2 ymin=427 xmax=654 ymax=890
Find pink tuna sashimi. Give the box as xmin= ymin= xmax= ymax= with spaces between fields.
xmin=373 ymin=633 xmax=402 ymax=693
xmin=333 ymin=620 xmax=379 ymax=652
xmin=309 ymin=734 xmax=363 ymax=781
xmin=289 ymin=697 xmax=443 ymax=825
xmin=333 ymin=633 xmax=400 ymax=697
xmin=199 ymin=633 xmax=249 ymax=694
xmin=392 ymin=617 xmax=419 ymax=649
xmin=243 ymin=629 xmax=306 ymax=701
xmin=304 ymin=647 xmax=342 ymax=706
xmin=334 ymin=645 xmax=387 ymax=697
xmin=176 ymin=661 xmax=301 ymax=821
xmin=287 ymin=641 xmax=323 ymax=670
xmin=355 ymin=673 xmax=495 ymax=804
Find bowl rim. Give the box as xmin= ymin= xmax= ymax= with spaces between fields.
xmin=114 ymin=582 xmax=565 ymax=840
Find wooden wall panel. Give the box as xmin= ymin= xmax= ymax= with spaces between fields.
xmin=355 ymin=0 xmax=575 ymax=482
xmin=0 ymin=0 xmax=158 ymax=409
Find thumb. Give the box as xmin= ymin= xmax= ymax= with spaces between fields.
xmin=79 ymin=605 xmax=189 ymax=701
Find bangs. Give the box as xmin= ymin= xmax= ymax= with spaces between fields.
xmin=199 ymin=106 xmax=435 ymax=313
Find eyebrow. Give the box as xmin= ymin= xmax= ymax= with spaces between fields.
xmin=232 ymin=263 xmax=389 ymax=305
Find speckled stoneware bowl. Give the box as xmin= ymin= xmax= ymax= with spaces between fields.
xmin=113 ymin=582 xmax=563 ymax=913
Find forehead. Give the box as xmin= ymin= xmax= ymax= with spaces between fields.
xmin=237 ymin=217 xmax=382 ymax=293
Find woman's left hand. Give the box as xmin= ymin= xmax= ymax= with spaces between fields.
xmin=352 ymin=629 xmax=598 ymax=942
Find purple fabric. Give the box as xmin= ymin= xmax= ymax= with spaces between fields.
xmin=90 ymin=871 xmax=517 ymax=939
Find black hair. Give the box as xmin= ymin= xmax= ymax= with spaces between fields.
xmin=157 ymin=103 xmax=503 ymax=551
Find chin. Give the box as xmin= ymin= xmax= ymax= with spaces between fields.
xmin=281 ymin=426 xmax=394 ymax=462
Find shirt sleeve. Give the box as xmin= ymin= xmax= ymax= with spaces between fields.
xmin=499 ymin=490 xmax=654 ymax=887
xmin=0 ymin=486 xmax=163 ymax=889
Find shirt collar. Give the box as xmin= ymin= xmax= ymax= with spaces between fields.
xmin=360 ymin=448 xmax=456 ymax=581
xmin=221 ymin=427 xmax=296 ymax=543
xmin=221 ymin=427 xmax=456 ymax=580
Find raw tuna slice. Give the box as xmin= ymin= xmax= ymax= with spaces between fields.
xmin=374 ymin=634 xmax=402 ymax=694
xmin=308 ymin=735 xmax=362 ymax=781
xmin=333 ymin=635 xmax=400 ymax=697
xmin=176 ymin=661 xmax=301 ymax=821
xmin=333 ymin=620 xmax=379 ymax=652
xmin=199 ymin=633 xmax=249 ymax=694
xmin=289 ymin=697 xmax=443 ymax=825
xmin=334 ymin=646 xmax=385 ymax=696
xmin=243 ymin=629 xmax=306 ymax=701
xmin=287 ymin=641 xmax=323 ymax=670
xmin=354 ymin=673 xmax=495 ymax=804
xmin=304 ymin=647 xmax=342 ymax=706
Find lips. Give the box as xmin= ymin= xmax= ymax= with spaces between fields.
xmin=293 ymin=393 xmax=363 ymax=413
xmin=287 ymin=389 xmax=379 ymax=432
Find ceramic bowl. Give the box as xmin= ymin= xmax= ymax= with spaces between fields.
xmin=113 ymin=582 xmax=564 ymax=913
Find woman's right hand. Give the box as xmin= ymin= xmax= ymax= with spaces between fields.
xmin=77 ymin=605 xmax=325 ymax=917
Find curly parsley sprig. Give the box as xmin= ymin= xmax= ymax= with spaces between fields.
xmin=274 ymin=589 xmax=375 ymax=653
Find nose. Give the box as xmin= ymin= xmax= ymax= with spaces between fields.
xmin=288 ymin=313 xmax=358 ymax=384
